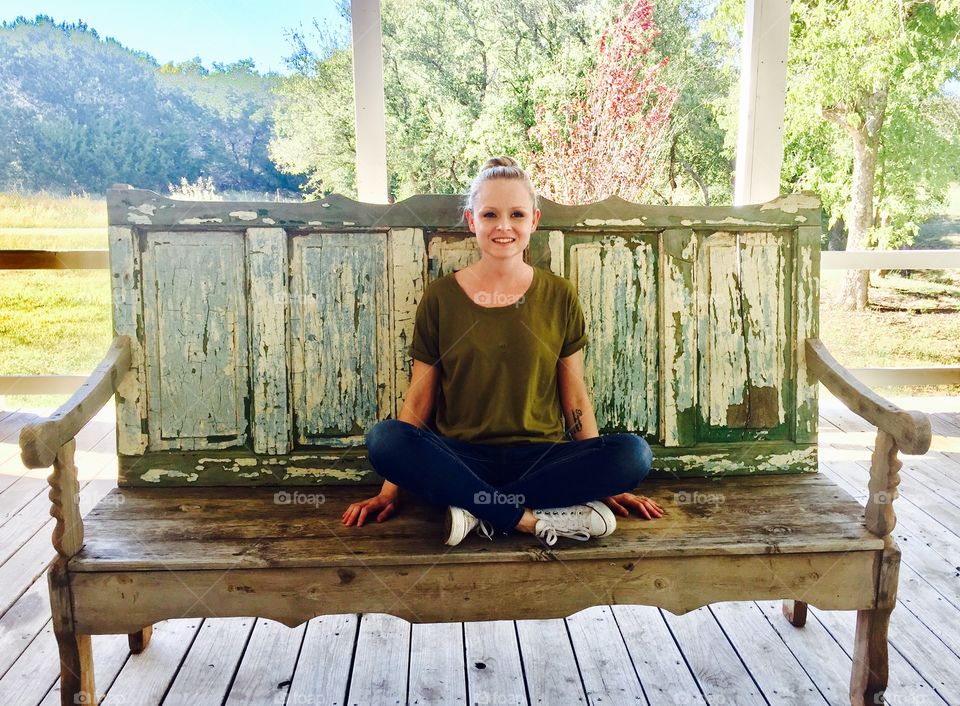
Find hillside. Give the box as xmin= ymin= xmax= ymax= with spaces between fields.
xmin=0 ymin=15 xmax=302 ymax=195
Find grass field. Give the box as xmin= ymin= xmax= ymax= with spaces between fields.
xmin=1 ymin=190 xmax=958 ymax=409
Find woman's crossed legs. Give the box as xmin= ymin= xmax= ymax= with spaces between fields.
xmin=365 ymin=419 xmax=653 ymax=534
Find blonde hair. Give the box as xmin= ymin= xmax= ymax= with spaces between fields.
xmin=463 ymin=156 xmax=539 ymax=221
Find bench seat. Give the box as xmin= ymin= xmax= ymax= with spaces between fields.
xmin=61 ymin=475 xmax=887 ymax=635
xmin=72 ymin=475 xmax=882 ymax=572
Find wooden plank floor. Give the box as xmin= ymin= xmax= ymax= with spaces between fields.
xmin=0 ymin=393 xmax=957 ymax=705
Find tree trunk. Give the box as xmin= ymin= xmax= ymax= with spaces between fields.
xmin=839 ymin=127 xmax=878 ymax=310
xmin=834 ymin=88 xmax=888 ymax=311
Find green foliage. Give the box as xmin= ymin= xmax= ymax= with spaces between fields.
xmin=270 ymin=0 xmax=618 ymax=200
xmin=0 ymin=16 xmax=302 ymax=194
xmin=712 ymin=0 xmax=960 ymax=248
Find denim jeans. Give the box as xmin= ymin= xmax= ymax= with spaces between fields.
xmin=365 ymin=419 xmax=654 ymax=534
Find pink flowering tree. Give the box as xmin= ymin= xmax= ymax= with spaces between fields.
xmin=528 ymin=0 xmax=677 ymax=205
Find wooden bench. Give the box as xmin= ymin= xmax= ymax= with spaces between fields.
xmin=20 ymin=187 xmax=931 ymax=705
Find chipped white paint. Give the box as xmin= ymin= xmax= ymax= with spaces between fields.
xmin=109 ymin=226 xmax=149 ymax=455
xmin=234 ymin=457 xmax=259 ymax=466
xmin=180 ymin=217 xmax=224 ymax=225
xmin=794 ymin=216 xmax=807 ymax=223
xmin=229 ymin=211 xmax=258 ymax=220
xmin=239 ymin=471 xmax=262 ymax=478
xmin=739 ymin=232 xmax=786 ymax=426
xmin=579 ymin=218 xmax=647 ymax=227
xmin=142 ymin=469 xmax=199 ymax=483
xmin=428 ymin=235 xmax=480 ymax=278
xmin=197 ymin=458 xmax=231 ymax=464
xmin=681 ymin=220 xmax=693 ymax=227
xmin=141 ymin=231 xmax=249 ymax=451
xmin=262 ymin=218 xmax=276 ymax=225
xmin=793 ymin=226 xmax=820 ymax=442
xmin=136 ymin=204 xmax=156 ymax=216
xmin=759 ymin=193 xmax=821 ymax=213
xmin=548 ymin=230 xmax=565 ymax=276
xmin=284 ymin=467 xmax=366 ymax=481
xmin=698 ymin=233 xmax=748 ymax=426
xmin=670 ymin=446 xmax=816 ymax=475
xmin=571 ymin=237 xmax=658 ymax=432
xmin=247 ymin=227 xmax=291 ymax=454
xmin=343 ymin=221 xmax=356 ymax=226
xmin=127 ymin=212 xmax=152 ymax=225
xmin=390 ymin=229 xmax=426 ymax=417
xmin=291 ymin=232 xmax=389 ymax=443
xmin=659 ymin=231 xmax=697 ymax=446
xmin=697 ymin=231 xmax=787 ymax=429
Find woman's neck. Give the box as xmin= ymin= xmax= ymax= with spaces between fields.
xmin=469 ymin=256 xmax=532 ymax=284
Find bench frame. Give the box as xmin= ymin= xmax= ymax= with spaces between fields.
xmin=19 ymin=191 xmax=933 ymax=704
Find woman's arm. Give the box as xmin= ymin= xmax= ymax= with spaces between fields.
xmin=557 ymin=349 xmax=600 ymax=441
xmin=379 ymin=359 xmax=440 ymax=497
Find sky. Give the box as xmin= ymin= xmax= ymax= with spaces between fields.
xmin=3 ymin=0 xmax=349 ymax=74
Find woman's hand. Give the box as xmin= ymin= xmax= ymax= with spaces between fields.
xmin=602 ymin=492 xmax=665 ymax=520
xmin=342 ymin=492 xmax=400 ymax=527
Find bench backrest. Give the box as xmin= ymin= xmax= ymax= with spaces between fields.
xmin=106 ymin=187 xmax=822 ymax=485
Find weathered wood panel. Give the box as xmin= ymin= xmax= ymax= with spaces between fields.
xmin=140 ymin=231 xmax=249 ymax=451
xmin=427 ymin=233 xmax=479 ymax=278
xmin=290 ymin=232 xmax=390 ymax=444
xmin=659 ymin=229 xmax=698 ymax=447
xmin=246 ymin=228 xmax=290 ymax=455
xmin=388 ymin=228 xmax=425 ymax=417
xmin=108 ymin=226 xmax=147 ymax=455
xmin=696 ymin=231 xmax=792 ymax=439
xmin=569 ymin=234 xmax=658 ymax=434
xmin=794 ymin=225 xmax=821 ymax=442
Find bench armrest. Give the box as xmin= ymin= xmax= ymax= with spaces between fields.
xmin=806 ymin=338 xmax=932 ymax=537
xmin=805 ymin=338 xmax=931 ymax=455
xmin=19 ymin=336 xmax=132 ymax=469
xmin=18 ymin=336 xmax=132 ymax=560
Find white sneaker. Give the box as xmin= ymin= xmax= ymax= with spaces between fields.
xmin=532 ymin=501 xmax=617 ymax=546
xmin=444 ymin=506 xmax=495 ymax=546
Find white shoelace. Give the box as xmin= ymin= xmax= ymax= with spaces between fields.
xmin=533 ymin=507 xmax=593 ymax=546
xmin=476 ymin=519 xmax=495 ymax=541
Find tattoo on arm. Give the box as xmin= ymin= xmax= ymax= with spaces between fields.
xmin=569 ymin=408 xmax=583 ymax=437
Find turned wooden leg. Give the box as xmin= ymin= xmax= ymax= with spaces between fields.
xmin=782 ymin=599 xmax=807 ymax=627
xmin=850 ymin=607 xmax=892 ymax=705
xmin=128 ymin=625 xmax=153 ymax=653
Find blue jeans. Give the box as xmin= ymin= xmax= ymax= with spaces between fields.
xmin=365 ymin=419 xmax=654 ymax=534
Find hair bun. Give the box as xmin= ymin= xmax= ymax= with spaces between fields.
xmin=481 ymin=156 xmax=519 ymax=171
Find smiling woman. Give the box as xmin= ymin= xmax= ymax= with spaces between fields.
xmin=342 ymin=155 xmax=661 ymax=547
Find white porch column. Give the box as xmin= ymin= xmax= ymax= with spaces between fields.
xmin=351 ymin=0 xmax=389 ymax=203
xmin=733 ymin=0 xmax=792 ymax=206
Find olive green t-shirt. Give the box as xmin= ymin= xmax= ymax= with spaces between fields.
xmin=409 ymin=265 xmax=589 ymax=445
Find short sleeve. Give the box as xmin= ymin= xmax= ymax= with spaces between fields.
xmin=559 ymin=283 xmax=589 ymax=358
xmin=409 ymin=286 xmax=441 ymax=365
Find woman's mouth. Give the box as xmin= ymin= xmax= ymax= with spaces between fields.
xmin=492 ymin=237 xmax=515 ymax=244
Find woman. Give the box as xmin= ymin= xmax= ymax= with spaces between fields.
xmin=342 ymin=156 xmax=663 ymax=546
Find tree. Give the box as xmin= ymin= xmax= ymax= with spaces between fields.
xmin=712 ymin=0 xmax=960 ymax=310
xmin=527 ymin=0 xmax=678 ymax=204
xmin=269 ymin=0 xmax=617 ymax=200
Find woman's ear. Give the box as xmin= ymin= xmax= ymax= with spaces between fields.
xmin=531 ymin=208 xmax=542 ymax=231
xmin=465 ymin=209 xmax=476 ymax=233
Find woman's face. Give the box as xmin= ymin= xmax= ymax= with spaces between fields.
xmin=465 ymin=179 xmax=541 ymax=262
